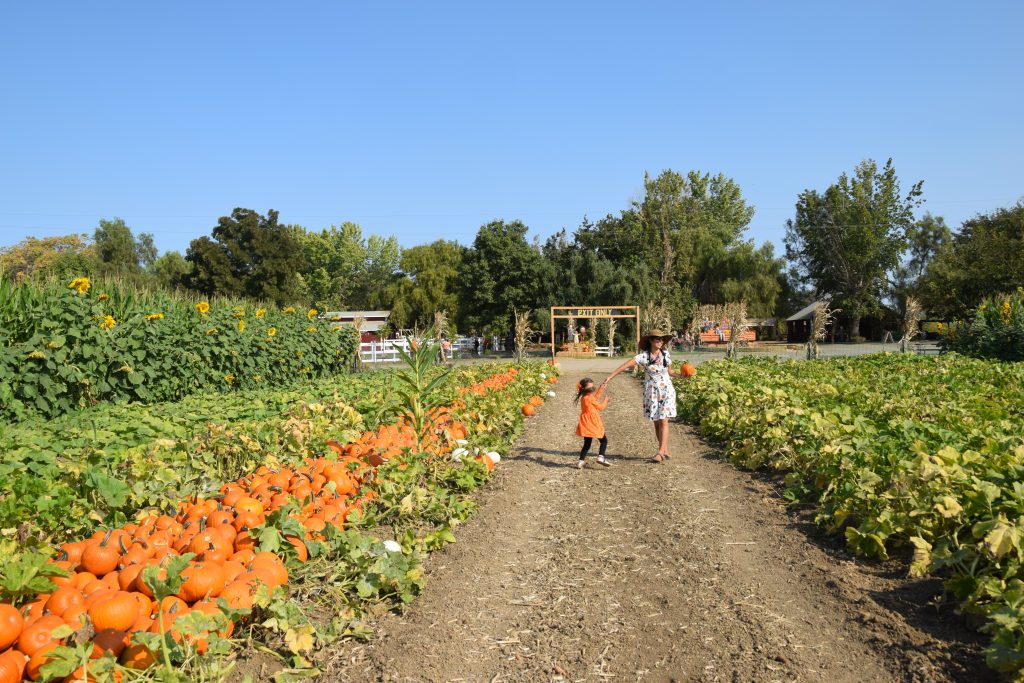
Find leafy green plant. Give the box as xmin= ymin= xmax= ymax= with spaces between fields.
xmin=675 ymin=354 xmax=1024 ymax=674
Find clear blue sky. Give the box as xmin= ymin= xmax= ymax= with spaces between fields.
xmin=2 ymin=1 xmax=1021 ymax=257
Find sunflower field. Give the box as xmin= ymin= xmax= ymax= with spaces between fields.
xmin=0 ymin=276 xmax=359 ymax=421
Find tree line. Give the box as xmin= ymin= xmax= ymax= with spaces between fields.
xmin=2 ymin=161 xmax=1020 ymax=338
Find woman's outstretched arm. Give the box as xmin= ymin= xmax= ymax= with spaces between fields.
xmin=601 ymin=357 xmax=637 ymax=387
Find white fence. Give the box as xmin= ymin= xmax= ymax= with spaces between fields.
xmin=359 ymin=338 xmax=412 ymax=363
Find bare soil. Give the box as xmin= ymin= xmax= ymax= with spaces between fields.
xmin=322 ymin=359 xmax=994 ymax=682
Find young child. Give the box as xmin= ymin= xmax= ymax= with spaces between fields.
xmin=575 ymin=377 xmax=611 ymax=469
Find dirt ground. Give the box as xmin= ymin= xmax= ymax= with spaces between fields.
xmin=323 ymin=359 xmax=994 ymax=682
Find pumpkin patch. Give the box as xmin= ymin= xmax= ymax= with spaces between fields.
xmin=0 ymin=359 xmax=557 ymax=680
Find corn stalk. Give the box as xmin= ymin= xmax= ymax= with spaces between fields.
xmin=807 ymin=302 xmax=839 ymax=360
xmin=350 ymin=315 xmax=366 ymax=372
xmin=722 ymin=301 xmax=748 ymax=360
xmin=642 ymin=301 xmax=673 ymax=335
xmin=607 ymin=319 xmax=618 ymax=356
xmin=899 ymin=296 xmax=922 ymax=353
xmin=513 ymin=310 xmax=532 ymax=363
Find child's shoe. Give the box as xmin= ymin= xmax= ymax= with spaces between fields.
xmin=597 ymin=455 xmax=611 ymax=467
xmin=576 ymin=459 xmax=585 ymax=469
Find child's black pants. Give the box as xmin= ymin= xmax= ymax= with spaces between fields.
xmin=579 ymin=436 xmax=608 ymax=460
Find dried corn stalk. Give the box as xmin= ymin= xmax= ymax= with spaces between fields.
xmin=513 ymin=309 xmax=532 ymax=363
xmin=899 ymin=296 xmax=922 ymax=352
xmin=642 ymin=301 xmax=673 ymax=335
xmin=722 ymin=301 xmax=748 ymax=360
xmin=807 ymin=302 xmax=839 ymax=360
xmin=607 ymin=318 xmax=618 ymax=356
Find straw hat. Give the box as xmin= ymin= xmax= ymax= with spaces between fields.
xmin=639 ymin=329 xmax=674 ymax=352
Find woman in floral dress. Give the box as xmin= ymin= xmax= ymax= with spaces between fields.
xmin=601 ymin=329 xmax=676 ymax=462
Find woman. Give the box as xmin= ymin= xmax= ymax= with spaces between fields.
xmin=601 ymin=329 xmax=676 ymax=462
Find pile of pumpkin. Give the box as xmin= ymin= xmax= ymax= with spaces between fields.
xmin=0 ymin=367 xmax=530 ymax=682
xmin=521 ymin=373 xmax=557 ymax=417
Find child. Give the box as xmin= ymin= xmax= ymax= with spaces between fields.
xmin=575 ymin=377 xmax=611 ymax=469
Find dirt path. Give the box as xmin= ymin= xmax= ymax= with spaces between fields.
xmin=325 ymin=361 xmax=992 ymax=682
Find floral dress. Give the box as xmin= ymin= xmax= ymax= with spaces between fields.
xmin=634 ymin=351 xmax=677 ymax=421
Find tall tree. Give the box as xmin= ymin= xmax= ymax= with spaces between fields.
xmin=182 ymin=208 xmax=306 ymax=305
xmin=919 ymin=202 xmax=1024 ymax=318
xmin=378 ymin=240 xmax=466 ymax=329
xmin=94 ymin=218 xmax=156 ymax=274
xmin=0 ymin=235 xmax=96 ymax=280
xmin=150 ymin=251 xmax=192 ymax=290
xmin=890 ymin=212 xmax=952 ymax=315
xmin=784 ymin=158 xmax=923 ymax=337
xmin=458 ymin=220 xmax=549 ymax=333
xmin=294 ymin=222 xmax=369 ymax=309
xmin=707 ymin=241 xmax=785 ymax=317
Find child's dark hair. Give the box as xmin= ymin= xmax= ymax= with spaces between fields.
xmin=574 ymin=377 xmax=595 ymax=404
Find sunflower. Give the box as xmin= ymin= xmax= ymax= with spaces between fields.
xmin=238 ymin=320 xmax=246 ymax=332
xmin=267 ymin=327 xmax=277 ymax=338
xmin=99 ymin=315 xmax=116 ymax=330
xmin=195 ymin=301 xmax=210 ymax=315
xmin=144 ymin=313 xmax=164 ymax=321
xmin=307 ymin=308 xmax=318 ymax=319
xmin=283 ymin=307 xmax=296 ymax=315
xmin=255 ymin=308 xmax=266 ymax=318
xmin=68 ymin=277 xmax=90 ymax=295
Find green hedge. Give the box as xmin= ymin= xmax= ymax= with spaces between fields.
xmin=0 ymin=276 xmax=359 ymax=420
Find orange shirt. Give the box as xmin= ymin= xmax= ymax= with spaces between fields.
xmin=575 ymin=387 xmax=609 ymax=438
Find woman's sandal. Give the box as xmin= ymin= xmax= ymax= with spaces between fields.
xmin=662 ymin=453 xmax=672 ymax=460
xmin=650 ymin=453 xmax=665 ymax=464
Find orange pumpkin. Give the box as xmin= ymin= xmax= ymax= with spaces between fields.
xmin=44 ymin=586 xmax=84 ymax=618
xmin=17 ymin=615 xmax=64 ymax=656
xmin=88 ymin=592 xmax=139 ymax=632
xmin=79 ymin=532 xmax=120 ymax=577
xmin=521 ymin=404 xmax=535 ymax=416
xmin=680 ymin=362 xmax=696 ymax=377
xmin=25 ymin=643 xmax=58 ymax=682
xmin=177 ymin=562 xmax=226 ymax=603
xmin=528 ymin=395 xmax=543 ymax=407
xmin=0 ymin=649 xmax=27 ymax=683
xmin=120 ymin=644 xmax=156 ymax=670
xmin=0 ymin=603 xmax=24 ymax=651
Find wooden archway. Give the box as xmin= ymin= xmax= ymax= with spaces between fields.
xmin=549 ymin=306 xmax=640 ymax=358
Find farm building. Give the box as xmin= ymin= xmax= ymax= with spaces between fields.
xmin=324 ymin=310 xmax=391 ymax=342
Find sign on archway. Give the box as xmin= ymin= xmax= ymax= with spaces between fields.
xmin=549 ymin=306 xmax=640 ymax=358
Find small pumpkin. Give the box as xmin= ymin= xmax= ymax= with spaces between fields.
xmin=680 ymin=362 xmax=696 ymax=377
xmin=0 ymin=649 xmax=27 ymax=683
xmin=521 ymin=404 xmax=535 ymax=417
xmin=17 ymin=615 xmax=64 ymax=656
xmin=88 ymin=592 xmax=139 ymax=633
xmin=120 ymin=643 xmax=156 ymax=670
xmin=177 ymin=562 xmax=227 ymax=603
xmin=0 ymin=603 xmax=24 ymax=651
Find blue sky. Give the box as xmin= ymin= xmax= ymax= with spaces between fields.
xmin=1 ymin=2 xmax=1021 ymax=257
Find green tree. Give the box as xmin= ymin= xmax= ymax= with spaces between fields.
xmin=707 ymin=241 xmax=784 ymax=317
xmin=149 ymin=251 xmax=192 ymax=290
xmin=458 ymin=220 xmax=549 ymax=333
xmin=920 ymin=202 xmax=1024 ymax=319
xmin=182 ymin=208 xmax=306 ymax=305
xmin=378 ymin=240 xmax=466 ymax=329
xmin=784 ymin=158 xmax=923 ymax=337
xmin=294 ymin=222 xmax=367 ymax=309
xmin=94 ymin=218 xmax=156 ymax=274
